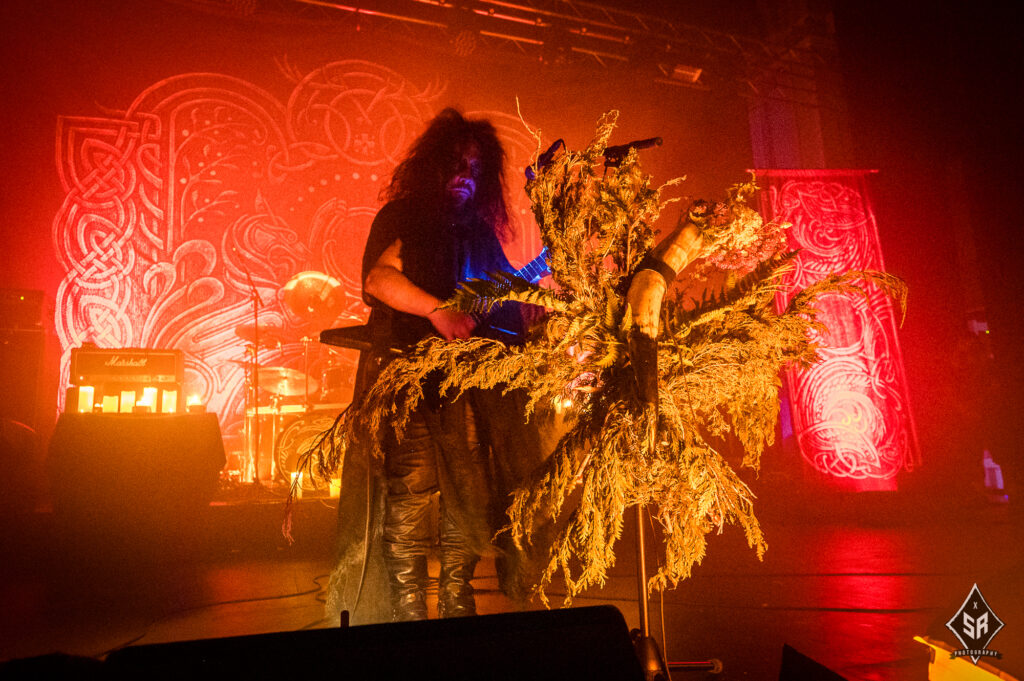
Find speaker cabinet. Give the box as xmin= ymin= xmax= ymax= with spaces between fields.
xmin=0 ymin=327 xmax=44 ymax=429
xmin=47 ymin=413 xmax=225 ymax=559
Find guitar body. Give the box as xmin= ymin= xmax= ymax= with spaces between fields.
xmin=467 ymin=246 xmax=549 ymax=344
xmin=322 ymin=247 xmax=549 ymax=351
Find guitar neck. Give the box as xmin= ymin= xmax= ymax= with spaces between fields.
xmin=512 ymin=247 xmax=549 ymax=284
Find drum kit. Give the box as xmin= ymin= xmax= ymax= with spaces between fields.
xmin=235 ymin=271 xmax=353 ymax=489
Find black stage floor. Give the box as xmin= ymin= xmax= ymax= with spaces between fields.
xmin=2 ymin=481 xmax=1021 ymax=680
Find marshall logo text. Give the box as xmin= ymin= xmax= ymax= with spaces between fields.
xmin=104 ymin=356 xmax=149 ymax=368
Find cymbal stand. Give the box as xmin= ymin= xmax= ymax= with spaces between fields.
xmin=301 ymin=336 xmax=313 ymax=411
xmin=242 ymin=266 xmax=263 ymax=485
xmin=268 ymin=394 xmax=282 ymax=482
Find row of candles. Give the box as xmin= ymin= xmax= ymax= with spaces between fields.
xmin=74 ymin=386 xmax=205 ymax=414
xmin=72 ymin=386 xmax=341 ymax=497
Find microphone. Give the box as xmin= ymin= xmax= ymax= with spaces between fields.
xmin=525 ymin=138 xmax=565 ymax=181
xmin=603 ymin=137 xmax=663 ymax=166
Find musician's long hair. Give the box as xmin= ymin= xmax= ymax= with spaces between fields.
xmin=383 ymin=108 xmax=511 ymax=242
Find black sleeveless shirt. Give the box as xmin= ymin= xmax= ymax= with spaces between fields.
xmin=361 ymin=198 xmax=519 ymax=349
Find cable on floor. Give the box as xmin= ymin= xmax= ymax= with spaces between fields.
xmin=99 ymin=573 xmax=330 ymax=658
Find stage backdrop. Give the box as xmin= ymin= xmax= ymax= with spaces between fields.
xmin=52 ymin=62 xmax=547 ymax=450
xmin=758 ymin=169 xmax=920 ymax=490
xmin=13 ymin=1 xmax=751 ymax=467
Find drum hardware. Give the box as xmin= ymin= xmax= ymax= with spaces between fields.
xmin=238 ymin=259 xmax=270 ymax=485
xmin=275 ymin=413 xmax=344 ymax=491
xmin=243 ymin=401 xmax=348 ymax=419
xmin=240 ymin=363 xmax=317 ymax=483
xmin=236 ymin=338 xmax=333 ymax=485
xmin=242 ymin=400 xmax=349 ymax=490
xmin=234 ymin=268 xmax=351 ymax=487
xmin=255 ymin=366 xmax=318 ymax=398
xmin=282 ymin=271 xmax=345 ymax=327
xmin=234 ymin=323 xmax=289 ymax=347
xmin=318 ymin=351 xmax=356 ymax=403
xmin=300 ymin=335 xmax=314 ymax=407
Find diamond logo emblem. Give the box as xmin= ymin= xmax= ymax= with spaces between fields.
xmin=945 ymin=583 xmax=1004 ymax=664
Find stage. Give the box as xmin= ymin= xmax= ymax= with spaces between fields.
xmin=2 ymin=480 xmax=1020 ymax=679
xmin=2 ymin=0 xmax=1023 ymax=678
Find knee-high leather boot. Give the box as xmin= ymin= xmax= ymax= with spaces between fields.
xmin=383 ymin=492 xmax=432 ymax=621
xmin=437 ymin=504 xmax=479 ymax=618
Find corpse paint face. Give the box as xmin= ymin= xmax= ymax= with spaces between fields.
xmin=445 ymin=143 xmax=481 ymax=208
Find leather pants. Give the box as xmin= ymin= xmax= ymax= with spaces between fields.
xmin=383 ymin=406 xmax=480 ymax=621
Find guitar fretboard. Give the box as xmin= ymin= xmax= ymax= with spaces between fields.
xmin=512 ymin=247 xmax=549 ymax=284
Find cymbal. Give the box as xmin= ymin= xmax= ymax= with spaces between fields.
xmin=235 ymin=323 xmax=289 ymax=346
xmin=256 ymin=366 xmax=318 ymax=397
xmin=282 ymin=271 xmax=345 ymax=323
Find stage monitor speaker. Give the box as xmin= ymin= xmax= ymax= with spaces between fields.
xmin=779 ymin=644 xmax=848 ymax=681
xmin=47 ymin=413 xmax=225 ymax=560
xmin=105 ymin=605 xmax=644 ymax=680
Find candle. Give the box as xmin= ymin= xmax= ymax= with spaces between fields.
xmin=139 ymin=386 xmax=158 ymax=409
xmin=161 ymin=389 xmax=177 ymax=413
xmin=101 ymin=395 xmax=119 ymax=413
xmin=77 ymin=386 xmax=94 ymax=413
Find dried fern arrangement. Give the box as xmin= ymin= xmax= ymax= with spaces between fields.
xmin=305 ymin=111 xmax=906 ymax=607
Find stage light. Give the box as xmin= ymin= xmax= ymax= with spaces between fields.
xmin=670 ymin=64 xmax=702 ymax=84
xmin=650 ymin=62 xmax=706 ymax=88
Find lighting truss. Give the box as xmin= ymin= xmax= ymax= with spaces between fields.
xmin=166 ymin=0 xmax=836 ymax=101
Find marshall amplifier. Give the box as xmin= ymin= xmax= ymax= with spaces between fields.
xmin=68 ymin=347 xmax=184 ymax=414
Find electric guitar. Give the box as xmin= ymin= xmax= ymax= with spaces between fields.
xmin=320 ymin=246 xmax=550 ymax=351
xmin=507 ymin=245 xmax=549 ymax=285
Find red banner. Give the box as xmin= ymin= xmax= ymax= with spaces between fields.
xmin=757 ymin=170 xmax=919 ymax=490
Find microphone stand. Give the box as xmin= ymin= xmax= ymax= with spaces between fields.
xmin=598 ymin=139 xmax=720 ymax=678
xmin=633 ymin=504 xmax=669 ymax=680
xmin=528 ymin=137 xmax=720 ymax=676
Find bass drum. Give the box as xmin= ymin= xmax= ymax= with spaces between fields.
xmin=275 ymin=414 xmax=338 ymax=491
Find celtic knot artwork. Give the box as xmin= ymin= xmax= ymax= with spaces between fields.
xmin=760 ymin=170 xmax=919 ymax=486
xmin=52 ymin=59 xmax=541 ymax=463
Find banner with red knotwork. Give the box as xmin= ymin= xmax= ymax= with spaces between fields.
xmin=756 ymin=169 xmax=919 ymax=490
xmin=53 ymin=60 xmax=542 ymax=467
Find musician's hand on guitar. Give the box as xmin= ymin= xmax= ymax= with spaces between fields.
xmin=428 ymin=307 xmax=477 ymax=340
